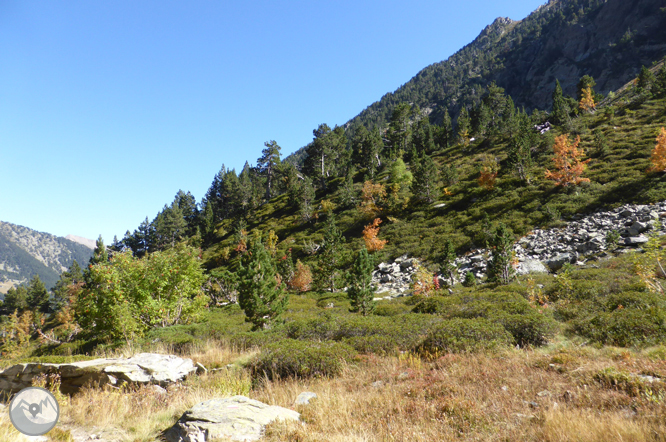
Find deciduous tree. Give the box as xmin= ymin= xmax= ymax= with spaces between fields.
xmin=648 ymin=127 xmax=666 ymax=173
xmin=362 ymin=218 xmax=388 ymax=252
xmin=545 ymin=134 xmax=590 ymax=186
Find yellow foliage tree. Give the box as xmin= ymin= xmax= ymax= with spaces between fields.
xmin=478 ymin=155 xmax=498 ymax=190
xmin=545 ymin=134 xmax=590 ymax=186
xmin=362 ymin=218 xmax=388 ymax=252
xmin=647 ymin=127 xmax=666 ymax=173
xmin=411 ymin=264 xmax=436 ymax=297
xmin=359 ymin=181 xmax=386 ymax=218
xmin=579 ymin=86 xmax=595 ymax=112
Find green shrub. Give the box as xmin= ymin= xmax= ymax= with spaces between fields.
xmin=572 ymin=307 xmax=666 ymax=347
xmin=374 ymin=301 xmax=411 ymax=316
xmin=252 ymin=339 xmax=356 ymax=379
xmin=419 ymin=318 xmax=513 ymax=354
xmin=489 ymin=310 xmax=558 ymax=347
xmin=344 ymin=335 xmax=399 ymax=356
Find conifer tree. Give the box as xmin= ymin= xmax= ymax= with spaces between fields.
xmin=2 ymin=286 xmax=28 ymax=314
xmin=257 ymin=140 xmax=282 ymax=200
xmin=637 ymin=65 xmax=656 ymax=92
xmin=438 ymin=239 xmax=457 ymax=287
xmin=347 ymin=247 xmax=376 ymax=316
xmin=27 ymin=275 xmax=49 ymax=313
xmin=85 ymin=236 xmax=108 ymax=284
xmin=551 ymin=80 xmax=569 ymax=125
xmin=576 ymin=75 xmax=596 ymax=102
xmin=411 ymin=118 xmax=436 ymax=156
xmin=317 ymin=212 xmax=345 ymax=292
xmin=411 ymin=153 xmax=440 ymax=204
xmin=487 ymin=223 xmax=515 ymax=285
xmin=440 ymin=109 xmax=453 ymax=148
xmin=237 ymin=240 xmax=288 ymax=330
xmin=456 ymin=107 xmax=471 ymax=146
xmin=387 ymin=103 xmax=413 ymax=159
xmin=51 ymin=261 xmax=83 ymax=312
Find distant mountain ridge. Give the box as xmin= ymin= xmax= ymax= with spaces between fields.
xmin=0 ymin=221 xmax=94 ymax=293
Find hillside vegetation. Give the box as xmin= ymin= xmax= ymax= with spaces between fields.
xmin=3 ymin=2 xmax=666 ymax=440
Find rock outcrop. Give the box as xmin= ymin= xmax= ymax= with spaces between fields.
xmin=371 ymin=201 xmax=666 ymax=296
xmin=164 ymin=396 xmax=300 ymax=442
xmin=0 ymin=353 xmax=197 ymax=394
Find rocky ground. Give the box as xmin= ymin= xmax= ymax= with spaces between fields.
xmin=372 ymin=201 xmax=666 ymax=298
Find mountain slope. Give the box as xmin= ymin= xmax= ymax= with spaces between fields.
xmin=0 ymin=222 xmax=94 ymax=292
xmin=285 ymin=0 xmax=666 ymax=165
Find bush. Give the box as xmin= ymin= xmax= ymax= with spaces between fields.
xmin=285 ymin=313 xmax=440 ymax=351
xmin=572 ymin=307 xmax=666 ymax=347
xmin=411 ymin=292 xmax=556 ymax=346
xmin=344 ymin=335 xmax=399 ymax=356
xmin=489 ymin=310 xmax=558 ymax=347
xmin=419 ymin=318 xmax=513 ymax=354
xmin=374 ymin=302 xmax=412 ymax=316
xmin=251 ymin=339 xmax=356 ymax=379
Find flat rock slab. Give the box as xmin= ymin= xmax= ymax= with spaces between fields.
xmin=164 ymin=396 xmax=300 ymax=442
xmin=0 ymin=353 xmax=196 ymax=394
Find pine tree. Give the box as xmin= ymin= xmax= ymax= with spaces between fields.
xmin=637 ymin=65 xmax=656 ymax=92
xmin=257 ymin=140 xmax=282 ymax=201
xmin=386 ymin=103 xmax=413 ymax=159
xmin=440 ymin=109 xmax=453 ymax=148
xmin=487 ymin=223 xmax=515 ymax=285
xmin=551 ymin=80 xmax=570 ymax=125
xmin=27 ymin=275 xmax=49 ymax=313
xmin=317 ymin=212 xmax=345 ymax=292
xmin=347 ymin=248 xmax=376 ymax=316
xmin=438 ymin=239 xmax=457 ymax=286
xmin=456 ymin=107 xmax=471 ymax=146
xmin=2 ymin=286 xmax=28 ymax=314
xmin=654 ymin=64 xmax=666 ymax=97
xmin=411 ymin=118 xmax=436 ymax=156
xmin=237 ymin=240 xmax=288 ymax=330
xmin=51 ymin=260 xmax=83 ymax=312
xmin=576 ymin=75 xmax=597 ymax=102
xmin=411 ymin=153 xmax=440 ymax=204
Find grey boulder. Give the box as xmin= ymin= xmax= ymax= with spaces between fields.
xmin=164 ymin=396 xmax=300 ymax=442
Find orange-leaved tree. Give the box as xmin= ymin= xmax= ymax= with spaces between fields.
xmin=647 ymin=127 xmax=666 ymax=173
xmin=362 ymin=218 xmax=388 ymax=252
xmin=545 ymin=134 xmax=590 ymax=186
xmin=579 ymin=86 xmax=596 ymax=112
xmin=288 ymin=260 xmax=313 ymax=292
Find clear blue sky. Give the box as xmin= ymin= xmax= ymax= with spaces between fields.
xmin=1 ymin=0 xmax=546 ymax=243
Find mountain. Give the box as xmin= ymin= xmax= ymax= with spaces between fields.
xmin=0 ymin=221 xmax=94 ymax=293
xmin=286 ymin=0 xmax=666 ymax=164
xmin=65 ymin=234 xmax=96 ymax=250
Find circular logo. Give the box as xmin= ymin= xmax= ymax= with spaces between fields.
xmin=8 ymin=387 xmax=60 ymax=436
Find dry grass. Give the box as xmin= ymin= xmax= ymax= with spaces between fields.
xmin=2 ymin=340 xmax=666 ymax=441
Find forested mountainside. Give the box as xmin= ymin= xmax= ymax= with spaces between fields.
xmin=284 ymin=0 xmax=666 ymax=166
xmin=0 ymin=221 xmax=93 ymax=293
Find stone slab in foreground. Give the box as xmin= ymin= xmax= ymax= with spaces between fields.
xmin=0 ymin=353 xmax=196 ymax=394
xmin=164 ymin=396 xmax=300 ymax=442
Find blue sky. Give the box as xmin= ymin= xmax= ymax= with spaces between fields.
xmin=1 ymin=0 xmax=546 ymax=244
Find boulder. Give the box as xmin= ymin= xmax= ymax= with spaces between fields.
xmin=516 ymin=259 xmax=549 ymax=275
xmin=294 ymin=392 xmax=317 ymax=405
xmin=0 ymin=353 xmax=197 ymax=394
xmin=545 ymin=253 xmax=576 ymax=272
xmin=625 ymin=236 xmax=649 ymax=246
xmin=164 ymin=396 xmax=300 ymax=442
